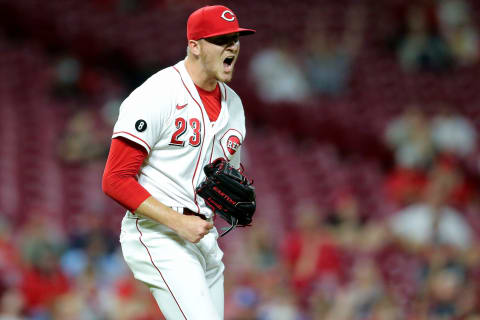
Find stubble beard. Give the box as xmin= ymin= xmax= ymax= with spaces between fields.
xmin=220 ymin=69 xmax=234 ymax=83
xmin=203 ymin=57 xmax=233 ymax=84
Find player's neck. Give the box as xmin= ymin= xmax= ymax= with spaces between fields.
xmin=185 ymin=57 xmax=218 ymax=91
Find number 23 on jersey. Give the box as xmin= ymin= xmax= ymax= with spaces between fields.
xmin=169 ymin=117 xmax=201 ymax=147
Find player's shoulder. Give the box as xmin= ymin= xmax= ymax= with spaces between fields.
xmin=137 ymin=65 xmax=182 ymax=93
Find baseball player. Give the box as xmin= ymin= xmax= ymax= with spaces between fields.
xmin=102 ymin=5 xmax=255 ymax=320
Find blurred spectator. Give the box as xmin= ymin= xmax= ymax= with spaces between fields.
xmin=396 ymin=4 xmax=453 ymax=72
xmin=427 ymin=269 xmax=460 ymax=317
xmin=256 ymin=284 xmax=301 ymax=320
xmin=384 ymin=104 xmax=477 ymax=207
xmin=51 ymin=53 xmax=106 ymax=102
xmin=384 ymin=106 xmax=433 ymax=205
xmin=50 ymin=292 xmax=93 ymax=320
xmin=385 ymin=166 xmax=428 ymax=206
xmin=369 ymin=295 xmax=403 ymax=320
xmin=431 ymin=104 xmax=477 ymax=158
xmin=51 ymin=54 xmax=83 ymax=100
xmin=281 ymin=202 xmax=342 ymax=302
xmin=0 ymin=217 xmax=22 ymax=289
xmin=61 ymin=223 xmax=126 ymax=288
xmin=15 ymin=215 xmax=68 ymax=317
xmin=325 ymin=190 xmax=364 ymax=250
xmin=224 ymin=278 xmax=258 ymax=320
xmin=0 ymin=288 xmax=24 ymax=320
xmin=106 ymin=276 xmax=164 ymax=320
xmin=438 ymin=0 xmax=479 ymax=66
xmin=248 ymin=37 xmax=311 ymax=104
xmin=385 ymin=106 xmax=435 ymax=170
xmin=18 ymin=214 xmax=66 ymax=267
xmin=57 ymin=109 xmax=110 ymax=164
xmin=101 ymin=96 xmax=122 ymax=128
xmin=224 ymin=217 xmax=280 ymax=281
xmin=323 ymin=190 xmax=392 ymax=284
xmin=389 ymin=162 xmax=473 ymax=252
xmin=322 ymin=259 xmax=391 ymax=320
xmin=423 ymin=265 xmax=475 ymax=318
xmin=438 ymin=0 xmax=470 ymax=31
xmin=247 ymin=220 xmax=280 ymax=271
xmin=303 ymin=5 xmax=365 ymax=97
xmin=20 ymin=244 xmax=70 ymax=317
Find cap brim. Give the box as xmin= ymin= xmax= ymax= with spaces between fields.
xmin=201 ymin=28 xmax=256 ymax=39
xmin=238 ymin=28 xmax=256 ymax=36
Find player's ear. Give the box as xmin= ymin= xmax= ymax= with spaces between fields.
xmin=188 ymin=39 xmax=201 ymax=56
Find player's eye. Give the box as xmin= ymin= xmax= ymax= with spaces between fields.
xmin=204 ymin=34 xmax=239 ymax=46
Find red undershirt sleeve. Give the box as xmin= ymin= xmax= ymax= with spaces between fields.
xmin=102 ymin=137 xmax=151 ymax=212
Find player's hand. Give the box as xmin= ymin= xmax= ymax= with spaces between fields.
xmin=176 ymin=215 xmax=213 ymax=243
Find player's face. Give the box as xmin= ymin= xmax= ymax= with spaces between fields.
xmin=199 ymin=33 xmax=240 ymax=83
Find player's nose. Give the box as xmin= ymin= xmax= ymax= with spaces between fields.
xmin=226 ymin=39 xmax=239 ymax=50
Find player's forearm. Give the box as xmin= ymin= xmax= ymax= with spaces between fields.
xmin=135 ymin=196 xmax=183 ymax=232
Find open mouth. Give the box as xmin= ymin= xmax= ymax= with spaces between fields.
xmin=223 ymin=56 xmax=235 ymax=69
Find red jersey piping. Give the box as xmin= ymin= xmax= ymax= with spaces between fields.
xmin=113 ymin=131 xmax=152 ymax=152
xmin=173 ymin=66 xmax=206 ymax=215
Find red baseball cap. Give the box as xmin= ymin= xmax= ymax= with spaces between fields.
xmin=187 ymin=5 xmax=256 ymax=41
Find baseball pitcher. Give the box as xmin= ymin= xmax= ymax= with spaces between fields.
xmin=102 ymin=5 xmax=256 ymax=319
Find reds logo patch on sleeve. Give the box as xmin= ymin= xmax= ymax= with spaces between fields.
xmin=226 ymin=135 xmax=240 ymax=155
xmin=220 ymin=129 xmax=243 ymax=159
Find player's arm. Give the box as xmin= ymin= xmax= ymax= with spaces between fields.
xmin=102 ymin=137 xmax=151 ymax=211
xmin=135 ymin=197 xmax=212 ymax=243
xmin=102 ymin=137 xmax=212 ymax=243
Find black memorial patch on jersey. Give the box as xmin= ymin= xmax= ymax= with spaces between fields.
xmin=135 ymin=120 xmax=147 ymax=132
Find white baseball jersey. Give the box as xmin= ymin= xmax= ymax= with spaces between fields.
xmin=113 ymin=59 xmax=245 ymax=219
xmin=114 ymin=59 xmax=247 ymax=320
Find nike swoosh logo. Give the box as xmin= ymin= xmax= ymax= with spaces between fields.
xmin=176 ymin=103 xmax=188 ymax=110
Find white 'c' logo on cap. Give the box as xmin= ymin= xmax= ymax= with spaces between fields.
xmin=221 ymin=10 xmax=235 ymax=22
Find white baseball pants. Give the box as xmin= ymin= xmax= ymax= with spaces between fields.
xmin=120 ymin=210 xmax=224 ymax=320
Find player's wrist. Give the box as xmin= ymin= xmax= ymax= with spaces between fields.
xmin=135 ymin=197 xmax=182 ymax=231
xmin=166 ymin=208 xmax=184 ymax=233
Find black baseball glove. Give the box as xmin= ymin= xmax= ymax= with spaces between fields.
xmin=196 ymin=158 xmax=256 ymax=236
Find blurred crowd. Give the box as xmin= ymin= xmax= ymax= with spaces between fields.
xmin=223 ymin=103 xmax=480 ymax=319
xmin=0 ymin=210 xmax=163 ymax=320
xmin=249 ymin=0 xmax=479 ymax=104
xmin=1 ymin=0 xmax=480 ymax=319
xmin=249 ymin=3 xmax=366 ymax=103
